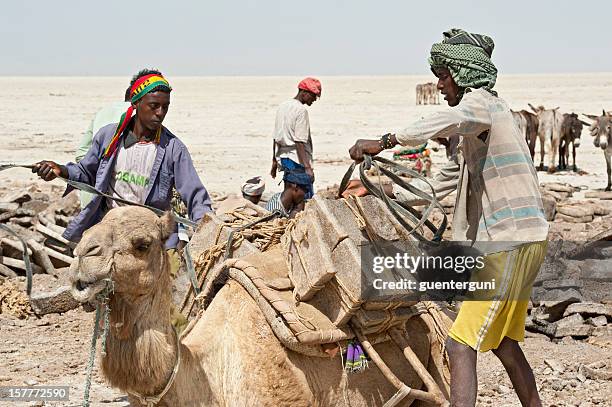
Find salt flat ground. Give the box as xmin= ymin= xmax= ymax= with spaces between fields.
xmin=1 ymin=73 xmax=612 ymax=195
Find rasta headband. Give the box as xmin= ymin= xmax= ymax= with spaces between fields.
xmin=103 ymin=74 xmax=172 ymax=158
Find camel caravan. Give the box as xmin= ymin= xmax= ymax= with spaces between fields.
xmin=416 ymin=83 xmax=440 ymax=105
xmin=69 ymin=193 xmax=454 ymax=406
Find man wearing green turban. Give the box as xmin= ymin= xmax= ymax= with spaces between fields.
xmin=349 ymin=29 xmax=547 ymax=407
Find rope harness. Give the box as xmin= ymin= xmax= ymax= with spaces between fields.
xmin=338 ymin=154 xmax=447 ymax=242
xmin=82 ymin=279 xmax=113 ymax=407
xmin=180 ymin=209 xmax=285 ymax=316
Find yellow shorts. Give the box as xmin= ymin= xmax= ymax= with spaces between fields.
xmin=448 ymin=241 xmax=547 ymax=352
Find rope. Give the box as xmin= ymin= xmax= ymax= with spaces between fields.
xmin=0 ymin=163 xmax=197 ymax=228
xmin=179 ymin=209 xmax=287 ymax=316
xmin=82 ymin=280 xmax=113 ymax=407
xmin=338 ymin=155 xmax=448 ymax=242
xmin=127 ymin=327 xmax=182 ymax=407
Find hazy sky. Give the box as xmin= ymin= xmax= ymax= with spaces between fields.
xmin=1 ymin=0 xmax=609 ymax=76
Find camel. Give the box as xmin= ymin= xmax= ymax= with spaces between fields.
xmin=69 ymin=206 xmax=450 ymax=406
xmin=584 ymin=111 xmax=612 ymax=191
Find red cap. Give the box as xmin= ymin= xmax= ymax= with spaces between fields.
xmin=298 ymin=77 xmax=322 ymax=97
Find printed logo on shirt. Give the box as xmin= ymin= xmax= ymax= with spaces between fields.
xmin=115 ymin=171 xmax=150 ymax=187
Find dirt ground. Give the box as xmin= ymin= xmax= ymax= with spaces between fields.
xmin=0 ymin=276 xmax=609 ymax=407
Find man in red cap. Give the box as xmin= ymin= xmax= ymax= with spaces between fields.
xmin=270 ymin=77 xmax=321 ymax=202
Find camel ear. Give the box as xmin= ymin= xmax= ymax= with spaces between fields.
xmin=159 ymin=211 xmax=176 ymax=242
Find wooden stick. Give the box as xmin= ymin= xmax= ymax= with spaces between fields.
xmin=43 ymin=246 xmax=73 ymax=265
xmin=37 ymin=214 xmax=66 ymax=234
xmin=389 ymin=327 xmax=447 ymax=406
xmin=351 ymin=325 xmax=444 ymax=406
xmin=1 ymin=256 xmax=43 ymax=274
xmin=35 ymin=223 xmax=72 ymax=246
xmin=27 ymin=239 xmax=57 ymax=276
xmin=1 ymin=238 xmax=32 ymax=255
xmin=0 ymin=263 xmax=18 ymax=278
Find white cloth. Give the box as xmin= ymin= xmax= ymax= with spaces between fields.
xmin=273 ymin=99 xmax=313 ymax=167
xmin=241 ymin=176 xmax=265 ymax=196
xmin=394 ymin=89 xmax=548 ymax=242
xmin=108 ymin=137 xmax=158 ymax=208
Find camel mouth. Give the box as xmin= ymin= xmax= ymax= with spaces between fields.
xmin=71 ymin=279 xmax=109 ymax=304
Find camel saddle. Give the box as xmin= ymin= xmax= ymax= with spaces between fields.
xmin=187 ymin=196 xmax=442 ymax=358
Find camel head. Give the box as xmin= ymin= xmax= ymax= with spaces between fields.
xmin=70 ymin=207 xmax=176 ymax=304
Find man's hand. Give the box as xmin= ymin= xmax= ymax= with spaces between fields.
xmin=348 ymin=139 xmax=384 ymax=162
xmin=270 ymin=159 xmax=278 ymax=179
xmin=32 ymin=161 xmax=67 ymax=181
xmin=305 ymin=166 xmax=315 ymax=183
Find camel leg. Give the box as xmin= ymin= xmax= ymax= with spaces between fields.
xmin=558 ymin=140 xmax=565 ymax=170
xmin=572 ymin=142 xmax=577 ymax=172
xmin=605 ymin=152 xmax=611 ymax=191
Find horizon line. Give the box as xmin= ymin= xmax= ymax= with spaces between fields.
xmin=0 ymin=72 xmax=611 ymax=78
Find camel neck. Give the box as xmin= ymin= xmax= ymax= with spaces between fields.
xmin=101 ymin=270 xmax=179 ymax=397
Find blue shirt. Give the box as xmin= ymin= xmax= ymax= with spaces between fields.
xmin=62 ymin=123 xmax=213 ymax=247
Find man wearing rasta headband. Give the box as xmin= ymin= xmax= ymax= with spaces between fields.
xmin=349 ymin=29 xmax=548 ymax=407
xmin=33 ymin=69 xmax=213 ymax=248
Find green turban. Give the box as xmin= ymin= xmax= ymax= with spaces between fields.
xmin=429 ymin=28 xmax=498 ymax=96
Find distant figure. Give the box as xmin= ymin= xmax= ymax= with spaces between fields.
xmin=241 ymin=176 xmax=265 ymax=204
xmin=76 ymin=86 xmax=131 ymax=208
xmin=265 ymin=169 xmax=311 ymax=218
xmin=270 ymin=77 xmax=321 ymax=208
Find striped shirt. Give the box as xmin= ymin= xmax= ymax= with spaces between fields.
xmin=396 ymin=88 xmax=549 ymax=242
xmin=265 ymin=192 xmax=291 ymax=217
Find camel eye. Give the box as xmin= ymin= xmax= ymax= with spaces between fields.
xmin=136 ymin=243 xmax=150 ymax=252
xmin=132 ymin=237 xmax=152 ymax=252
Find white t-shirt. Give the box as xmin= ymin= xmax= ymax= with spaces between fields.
xmin=273 ymin=98 xmax=313 ymax=167
xmin=108 ymin=136 xmax=158 ymax=208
